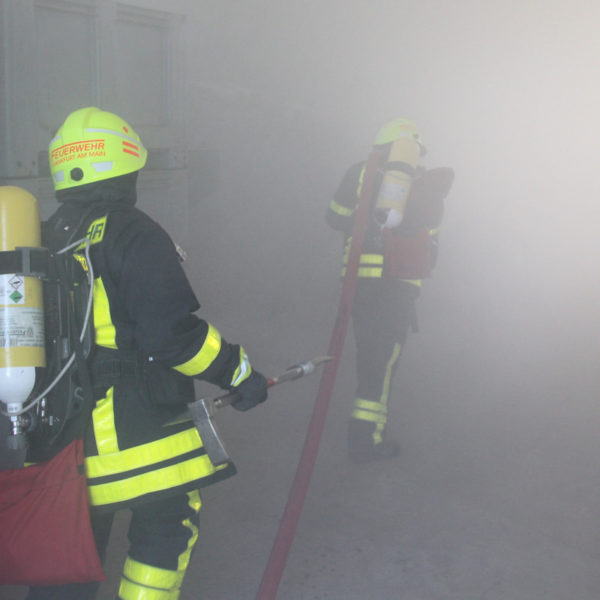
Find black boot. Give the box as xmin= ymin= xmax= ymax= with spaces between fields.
xmin=347 ymin=419 xmax=400 ymax=463
xmin=349 ymin=440 xmax=400 ymax=464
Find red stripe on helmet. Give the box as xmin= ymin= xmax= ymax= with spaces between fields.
xmin=122 ymin=140 xmax=140 ymax=157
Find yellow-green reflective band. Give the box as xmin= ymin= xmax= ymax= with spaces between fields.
xmin=329 ymin=199 xmax=354 ymax=217
xmin=343 ymin=249 xmax=384 ymax=265
xmin=119 ymin=576 xmax=180 ymax=600
xmin=178 ymin=491 xmax=201 ymax=573
xmin=87 ymin=427 xmax=205 ymax=478
xmin=85 ymin=428 xmax=230 ymax=506
xmin=174 ymin=323 xmax=221 ymax=376
xmin=187 ymin=489 xmax=202 ymax=513
xmin=352 ymin=408 xmax=387 ymax=424
xmin=401 ymin=278 xmax=422 ymax=287
xmin=380 ymin=343 xmax=402 ymax=407
xmin=123 ymin=557 xmax=180 ymax=592
xmin=230 ymin=346 xmax=252 ymax=386
xmin=342 ymin=251 xmax=384 ymax=278
xmin=93 ymin=387 xmax=119 ymax=454
xmin=356 ymin=165 xmax=366 ymax=196
xmin=342 ymin=266 xmax=383 ymax=278
xmin=93 ymin=277 xmax=118 ymax=349
xmin=354 ymin=398 xmax=387 ymax=414
xmin=87 ymin=452 xmax=225 ymax=507
xmin=359 ymin=254 xmax=384 ymax=265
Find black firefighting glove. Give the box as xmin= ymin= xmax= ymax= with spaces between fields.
xmin=231 ymin=370 xmax=268 ymax=411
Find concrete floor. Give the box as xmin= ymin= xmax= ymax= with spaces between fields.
xmin=3 ymin=294 xmax=599 ymax=600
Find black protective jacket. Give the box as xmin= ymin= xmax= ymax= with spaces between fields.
xmin=37 ymin=177 xmax=249 ymax=510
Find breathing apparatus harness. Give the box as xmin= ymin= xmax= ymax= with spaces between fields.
xmin=0 ymin=209 xmax=95 ymax=455
xmin=0 ymin=198 xmax=111 ymax=456
xmin=0 ymin=237 xmax=94 ymax=416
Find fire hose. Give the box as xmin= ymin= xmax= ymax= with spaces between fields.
xmin=255 ymin=150 xmax=382 ymax=599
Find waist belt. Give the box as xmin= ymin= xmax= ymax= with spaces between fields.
xmin=90 ymin=349 xmax=141 ymax=389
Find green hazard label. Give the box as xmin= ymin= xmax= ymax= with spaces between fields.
xmin=0 ymin=274 xmax=26 ymax=305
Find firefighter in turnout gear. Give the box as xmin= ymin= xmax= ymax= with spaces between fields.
xmin=26 ymin=107 xmax=268 ymax=600
xmin=326 ymin=118 xmax=454 ymax=463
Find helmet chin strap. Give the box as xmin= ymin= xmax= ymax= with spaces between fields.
xmin=55 ymin=172 xmax=139 ymax=207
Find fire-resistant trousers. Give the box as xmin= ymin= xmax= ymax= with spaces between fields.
xmin=26 ymin=490 xmax=201 ymax=600
xmin=349 ymin=279 xmax=420 ymax=452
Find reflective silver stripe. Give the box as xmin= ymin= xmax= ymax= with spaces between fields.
xmin=231 ymin=347 xmax=251 ymax=386
xmin=85 ymin=127 xmax=143 ymax=147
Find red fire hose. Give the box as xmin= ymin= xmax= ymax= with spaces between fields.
xmin=255 ymin=150 xmax=382 ymax=599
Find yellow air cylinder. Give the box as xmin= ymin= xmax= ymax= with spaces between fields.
xmin=0 ymin=186 xmax=46 ymax=414
xmin=375 ymin=136 xmax=421 ymax=215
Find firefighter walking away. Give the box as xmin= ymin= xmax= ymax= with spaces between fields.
xmin=326 ymin=117 xmax=454 ymax=463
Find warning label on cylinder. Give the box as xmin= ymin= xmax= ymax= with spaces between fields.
xmin=0 ymin=274 xmax=25 ymax=304
xmin=0 ymin=307 xmax=45 ymax=348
